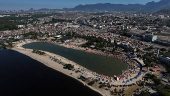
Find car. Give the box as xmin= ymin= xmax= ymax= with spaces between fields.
xmin=123 ymin=88 xmax=126 ymax=91
xmin=147 ymin=88 xmax=150 ymax=91
xmin=139 ymin=89 xmax=142 ymax=92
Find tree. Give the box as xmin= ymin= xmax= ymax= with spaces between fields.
xmin=110 ymin=91 xmax=114 ymax=95
xmin=150 ymin=74 xmax=156 ymax=79
xmin=141 ymin=81 xmax=145 ymax=86
xmin=136 ymin=48 xmax=140 ymax=52
xmin=65 ymin=64 xmax=74 ymax=70
xmin=119 ymin=89 xmax=122 ymax=93
xmin=158 ymin=89 xmax=170 ymax=96
xmin=60 ymin=38 xmax=64 ymax=43
xmin=160 ymin=48 xmax=166 ymax=51
xmin=137 ymin=54 xmax=141 ymax=58
xmin=140 ymin=91 xmax=149 ymax=96
xmin=112 ymin=48 xmax=116 ymax=53
xmin=124 ymin=49 xmax=129 ymax=53
xmin=166 ymin=68 xmax=170 ymax=73
xmin=114 ymin=88 xmax=117 ymax=94
xmin=144 ymin=60 xmax=151 ymax=67
xmin=0 ymin=42 xmax=6 ymax=48
xmin=154 ymin=78 xmax=161 ymax=85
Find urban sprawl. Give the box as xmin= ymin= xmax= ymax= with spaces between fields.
xmin=1 ymin=10 xmax=170 ymax=96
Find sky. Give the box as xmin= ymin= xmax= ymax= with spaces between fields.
xmin=0 ymin=0 xmax=161 ymax=10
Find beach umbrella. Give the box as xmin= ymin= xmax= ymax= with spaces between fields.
xmin=123 ymin=81 xmax=126 ymax=83
xmin=127 ymin=79 xmax=130 ymax=82
xmin=102 ymin=79 xmax=105 ymax=81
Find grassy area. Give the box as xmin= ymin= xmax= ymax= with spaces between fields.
xmin=124 ymin=85 xmax=141 ymax=96
xmin=85 ymin=79 xmax=92 ymax=83
xmin=92 ymin=83 xmax=100 ymax=89
xmin=153 ymin=72 xmax=160 ymax=77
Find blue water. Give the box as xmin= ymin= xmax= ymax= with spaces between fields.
xmin=0 ymin=49 xmax=101 ymax=96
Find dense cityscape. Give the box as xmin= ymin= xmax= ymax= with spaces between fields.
xmin=1 ymin=1 xmax=170 ymax=96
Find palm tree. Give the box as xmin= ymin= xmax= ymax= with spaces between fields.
xmin=114 ymin=88 xmax=117 ymax=94
xmin=119 ymin=89 xmax=122 ymax=95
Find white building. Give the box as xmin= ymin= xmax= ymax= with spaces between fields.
xmin=16 ymin=25 xmax=25 ymax=28
xmin=54 ymin=23 xmax=59 ymax=27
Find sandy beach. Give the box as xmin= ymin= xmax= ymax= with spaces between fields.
xmin=12 ymin=41 xmax=110 ymax=96
xmin=12 ymin=39 xmax=146 ymax=96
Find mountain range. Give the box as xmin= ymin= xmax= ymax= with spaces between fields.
xmin=38 ymin=0 xmax=170 ymax=12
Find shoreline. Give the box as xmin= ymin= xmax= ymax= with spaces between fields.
xmin=12 ymin=41 xmax=109 ymax=96
xmin=12 ymin=40 xmax=145 ymax=96
xmin=19 ymin=40 xmax=145 ymax=85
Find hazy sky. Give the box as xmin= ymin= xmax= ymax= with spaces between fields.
xmin=0 ymin=0 xmax=161 ymax=10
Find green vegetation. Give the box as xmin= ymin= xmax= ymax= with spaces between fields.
xmin=114 ymin=88 xmax=117 ymax=94
xmin=0 ymin=23 xmax=20 ymax=31
xmin=6 ymin=39 xmax=13 ymax=48
xmin=146 ymin=74 xmax=161 ymax=85
xmin=31 ymin=13 xmax=62 ymax=18
xmin=65 ymin=64 xmax=74 ymax=70
xmin=153 ymin=78 xmax=161 ymax=85
xmin=166 ymin=68 xmax=170 ymax=73
xmin=158 ymin=85 xmax=170 ymax=96
xmin=24 ymin=32 xmax=38 ymax=39
xmin=44 ymin=18 xmax=72 ymax=24
xmin=0 ymin=16 xmax=26 ymax=31
xmin=32 ymin=49 xmax=46 ymax=55
xmin=31 ymin=14 xmax=52 ymax=18
xmin=120 ymin=31 xmax=132 ymax=37
xmin=143 ymin=54 xmax=154 ymax=67
xmin=80 ymin=36 xmax=117 ymax=53
xmin=160 ymin=48 xmax=167 ymax=51
xmin=0 ymin=42 xmax=6 ymax=49
xmin=140 ymin=90 xmax=149 ymax=96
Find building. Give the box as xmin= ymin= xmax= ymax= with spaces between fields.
xmin=148 ymin=89 xmax=158 ymax=95
xmin=16 ymin=25 xmax=25 ymax=28
xmin=159 ymin=52 xmax=170 ymax=64
xmin=109 ymin=38 xmax=114 ymax=44
xmin=142 ymin=67 xmax=148 ymax=72
xmin=54 ymin=35 xmax=62 ymax=38
xmin=161 ymin=78 xmax=169 ymax=83
xmin=150 ymin=67 xmax=161 ymax=72
xmin=144 ymin=35 xmax=157 ymax=42
xmin=159 ymin=15 xmax=164 ymax=19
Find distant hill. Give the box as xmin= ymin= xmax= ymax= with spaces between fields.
xmin=70 ymin=0 xmax=170 ymax=11
xmin=37 ymin=0 xmax=170 ymax=12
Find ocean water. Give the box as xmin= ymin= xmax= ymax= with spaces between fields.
xmin=0 ymin=49 xmax=101 ymax=96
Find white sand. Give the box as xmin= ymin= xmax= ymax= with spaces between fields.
xmin=12 ymin=41 xmax=110 ymax=96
